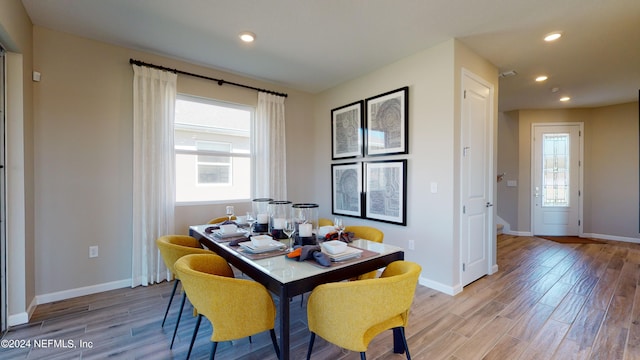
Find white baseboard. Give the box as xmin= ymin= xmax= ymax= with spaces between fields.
xmin=504 ymin=230 xmax=533 ymax=236
xmin=9 ymin=295 xmax=38 ymax=326
xmin=8 ymin=312 xmax=29 ymax=327
xmin=491 ymin=264 xmax=499 ymax=274
xmin=501 ymin=231 xmax=639 ymax=243
xmin=35 ymin=279 xmax=131 ymax=307
xmin=419 ymin=276 xmax=462 ymax=296
xmin=583 ymin=233 xmax=640 ymax=244
xmin=8 ymin=279 xmax=135 ymax=326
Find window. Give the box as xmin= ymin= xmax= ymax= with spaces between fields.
xmin=175 ymin=95 xmax=253 ymax=203
xmin=196 ymin=141 xmax=231 ymax=184
xmin=542 ymin=133 xmax=570 ymax=207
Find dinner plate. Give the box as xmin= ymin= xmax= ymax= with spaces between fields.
xmin=213 ymin=228 xmax=249 ymax=239
xmin=238 ymin=239 xmax=287 ymax=253
xmin=323 ymin=246 xmax=363 ymax=262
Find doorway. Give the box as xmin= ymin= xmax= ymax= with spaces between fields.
xmin=532 ymin=123 xmax=583 ymax=236
xmin=460 ymin=69 xmax=494 ymax=287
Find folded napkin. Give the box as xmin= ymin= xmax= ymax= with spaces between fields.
xmin=288 ymin=245 xmax=331 ymax=267
xmin=205 ymin=220 xmax=238 ymax=232
xmin=324 ymin=231 xmax=355 ymax=243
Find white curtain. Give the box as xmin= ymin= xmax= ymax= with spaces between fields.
xmin=253 ymin=92 xmax=287 ymax=200
xmin=131 ymin=65 xmax=177 ymax=287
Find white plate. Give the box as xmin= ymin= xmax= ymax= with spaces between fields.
xmin=238 ymin=239 xmax=286 ymax=253
xmin=323 ymin=246 xmax=363 ymax=262
xmin=213 ymin=229 xmax=249 ymax=239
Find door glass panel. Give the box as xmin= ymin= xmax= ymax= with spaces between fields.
xmin=542 ymin=133 xmax=570 ymax=207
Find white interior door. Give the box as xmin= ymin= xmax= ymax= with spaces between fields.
xmin=461 ymin=71 xmax=493 ymax=287
xmin=532 ymin=124 xmax=582 ymax=236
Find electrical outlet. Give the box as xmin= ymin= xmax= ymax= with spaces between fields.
xmin=408 ymin=239 xmax=415 ymax=250
xmin=89 ymin=246 xmax=99 ymax=258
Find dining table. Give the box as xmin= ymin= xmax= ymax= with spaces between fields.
xmin=189 ymin=224 xmax=405 ymax=360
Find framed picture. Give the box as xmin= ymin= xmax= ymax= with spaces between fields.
xmin=331 ymin=162 xmax=363 ymax=218
xmin=331 ymin=101 xmax=364 ymax=159
xmin=364 ymin=160 xmax=407 ymax=225
xmin=365 ymin=86 xmax=409 ymax=156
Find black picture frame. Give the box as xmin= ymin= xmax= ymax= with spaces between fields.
xmin=364 ymin=159 xmax=407 ymax=225
xmin=331 ymin=162 xmax=363 ymax=218
xmin=331 ymin=101 xmax=364 ymax=159
xmin=365 ymin=86 xmax=409 ymax=156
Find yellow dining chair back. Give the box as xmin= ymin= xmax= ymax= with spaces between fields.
xmin=344 ymin=226 xmax=384 ymax=279
xmin=175 ymin=253 xmax=280 ymax=360
xmin=318 ymin=218 xmax=333 ymax=227
xmin=306 ymin=260 xmax=421 ymax=360
xmin=344 ymin=225 xmax=383 ymax=243
xmin=208 ymin=215 xmax=236 ymax=224
xmin=156 ymin=235 xmax=213 ymax=348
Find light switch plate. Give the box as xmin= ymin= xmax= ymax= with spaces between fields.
xmin=89 ymin=246 xmax=99 ymax=258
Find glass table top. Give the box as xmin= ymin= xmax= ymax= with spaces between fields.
xmin=190 ymin=224 xmax=404 ymax=283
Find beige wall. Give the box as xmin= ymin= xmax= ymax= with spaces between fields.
xmin=497 ymin=103 xmax=639 ymax=240
xmin=588 ymin=102 xmax=638 ymax=238
xmin=31 ymin=26 xmax=315 ymax=300
xmin=497 ymin=111 xmax=520 ymax=229
xmin=0 ymin=0 xmax=35 ymax=325
xmin=313 ymin=39 xmax=498 ymax=292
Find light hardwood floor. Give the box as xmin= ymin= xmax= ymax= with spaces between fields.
xmin=2 ymin=234 xmax=640 ymax=359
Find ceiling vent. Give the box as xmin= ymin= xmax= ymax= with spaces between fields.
xmin=498 ymin=70 xmax=518 ymax=78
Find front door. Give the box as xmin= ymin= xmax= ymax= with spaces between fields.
xmin=532 ymin=123 xmax=582 ymax=236
xmin=460 ymin=70 xmax=494 ymax=287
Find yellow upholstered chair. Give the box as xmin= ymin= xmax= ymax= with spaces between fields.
xmin=318 ymin=218 xmax=333 ymax=227
xmin=156 ymin=235 xmax=212 ymax=348
xmin=306 ymin=260 xmax=421 ymax=360
xmin=208 ymin=215 xmax=236 ymax=224
xmin=175 ymin=253 xmax=280 ymax=360
xmin=345 ymin=226 xmax=384 ymax=280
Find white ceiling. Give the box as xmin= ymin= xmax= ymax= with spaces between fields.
xmin=21 ymin=0 xmax=640 ymax=111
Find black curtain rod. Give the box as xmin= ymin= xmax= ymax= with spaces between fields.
xmin=129 ymin=58 xmax=288 ymax=98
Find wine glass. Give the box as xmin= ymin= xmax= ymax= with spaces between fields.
xmin=334 ymin=217 xmax=345 ymax=240
xmin=246 ymin=212 xmax=256 ymax=234
xmin=283 ymin=219 xmax=296 ymax=252
xmin=225 ymin=205 xmax=235 ymax=222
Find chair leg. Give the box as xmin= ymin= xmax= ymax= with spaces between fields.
xmin=398 ymin=327 xmax=411 ymax=360
xmin=360 ymin=352 xmax=366 ymax=360
xmin=306 ymin=332 xmax=316 ymax=360
xmin=186 ymin=314 xmax=202 ymax=360
xmin=161 ymin=279 xmax=179 ymax=327
xmin=270 ymin=329 xmax=280 ymax=359
xmin=170 ymin=292 xmax=187 ymax=349
xmin=210 ymin=342 xmax=218 ymax=360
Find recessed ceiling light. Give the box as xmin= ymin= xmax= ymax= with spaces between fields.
xmin=544 ymin=32 xmax=562 ymax=42
xmin=239 ymin=31 xmax=256 ymax=43
xmin=560 ymin=96 xmax=571 ymax=102
xmin=535 ymin=75 xmax=548 ymax=82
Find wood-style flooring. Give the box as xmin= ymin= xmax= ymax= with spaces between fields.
xmin=2 ymin=234 xmax=640 ymax=359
